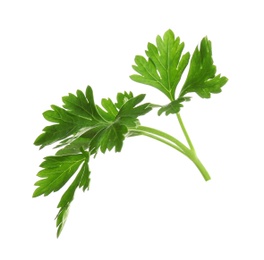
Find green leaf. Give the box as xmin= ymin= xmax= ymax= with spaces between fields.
xmin=117 ymin=94 xmax=150 ymax=120
xmin=84 ymin=94 xmax=152 ymax=153
xmin=130 ymin=30 xmax=228 ymax=113
xmin=99 ymin=98 xmax=119 ymax=120
xmin=33 ymin=151 xmax=90 ymax=237
xmin=34 ymin=86 xmax=152 ymax=155
xmin=34 ymin=106 xmax=84 ymax=149
xmin=87 ymin=124 xmax=126 ymax=154
xmin=34 ymin=86 xmax=102 ymax=149
xmin=34 ymin=87 xmax=152 ymax=236
xmin=55 ymin=137 xmax=90 ymax=156
xmin=179 ymin=37 xmax=228 ymax=98
xmin=33 ymin=153 xmax=87 ymax=197
xmin=130 ymin=29 xmax=190 ymax=100
xmin=115 ymin=91 xmax=134 ymax=109
xmin=56 ymin=159 xmax=90 ymax=237
xmin=158 ymin=97 xmax=191 ymax=116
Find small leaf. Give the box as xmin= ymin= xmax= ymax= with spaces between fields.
xmin=117 ymin=94 xmax=151 ymax=119
xmin=158 ymin=97 xmax=191 ymax=116
xmin=55 ymin=137 xmax=90 ymax=156
xmin=101 ymin=98 xmax=119 ymax=119
xmin=115 ymin=91 xmax=133 ymax=109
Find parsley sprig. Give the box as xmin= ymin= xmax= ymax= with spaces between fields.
xmin=33 ymin=29 xmax=228 ymax=237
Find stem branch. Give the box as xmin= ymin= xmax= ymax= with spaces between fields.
xmin=129 ymin=125 xmax=211 ymax=181
xmin=176 ymin=113 xmax=195 ymax=152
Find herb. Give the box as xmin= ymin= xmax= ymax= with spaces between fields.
xmin=33 ymin=29 xmax=228 ymax=237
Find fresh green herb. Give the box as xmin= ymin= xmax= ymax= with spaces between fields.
xmin=33 ymin=29 xmax=228 ymax=237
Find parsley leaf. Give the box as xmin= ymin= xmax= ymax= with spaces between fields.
xmin=179 ymin=36 xmax=228 ymax=98
xmin=33 ymin=150 xmax=90 ymax=237
xmin=130 ymin=30 xmax=228 ymax=115
xmin=157 ymin=97 xmax=191 ymax=116
xmin=33 ymin=153 xmax=87 ymax=197
xmin=56 ymin=153 xmax=90 ymax=237
xmin=34 ymin=86 xmax=151 ymax=154
xmin=130 ymin=29 xmax=190 ymax=100
xmin=33 ymin=86 xmax=151 ymax=236
xmin=34 ymin=87 xmax=100 ymax=149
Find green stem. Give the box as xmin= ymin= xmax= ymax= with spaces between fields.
xmin=176 ymin=113 xmax=195 ymax=152
xmin=190 ymin=154 xmax=211 ymax=181
xmin=130 ymin=126 xmax=187 ymax=155
xmin=129 ymin=125 xmax=211 ymax=181
xmin=175 ymin=113 xmax=210 ymax=180
xmin=135 ymin=125 xmax=190 ymax=152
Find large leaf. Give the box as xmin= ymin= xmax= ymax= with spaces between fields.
xmin=34 ymin=86 xmax=152 ymax=155
xmin=33 ymin=87 xmax=152 ymax=236
xmin=56 ymin=157 xmax=90 ymax=237
xmin=179 ymin=37 xmax=228 ymax=98
xmin=33 ymin=153 xmax=86 ymax=197
xmin=130 ymin=29 xmax=190 ymax=100
xmin=131 ymin=31 xmax=228 ymax=115
xmin=33 ymin=151 xmax=90 ymax=237
xmin=34 ymin=87 xmax=102 ymax=149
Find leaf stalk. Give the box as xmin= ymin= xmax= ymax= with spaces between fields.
xmin=129 ymin=124 xmax=211 ymax=181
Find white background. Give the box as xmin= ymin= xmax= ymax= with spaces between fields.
xmin=1 ymin=0 xmax=264 ymax=259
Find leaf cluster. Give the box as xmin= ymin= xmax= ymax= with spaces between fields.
xmin=33 ymin=86 xmax=151 ymax=236
xmin=130 ymin=29 xmax=228 ymax=115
